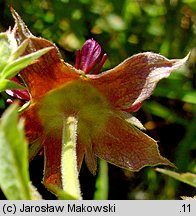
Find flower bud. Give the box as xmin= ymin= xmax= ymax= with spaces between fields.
xmin=75 ymin=38 xmax=107 ymax=74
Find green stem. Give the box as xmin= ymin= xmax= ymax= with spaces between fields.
xmin=61 ymin=115 xmax=82 ymax=200
xmin=93 ymin=159 xmax=109 ymax=200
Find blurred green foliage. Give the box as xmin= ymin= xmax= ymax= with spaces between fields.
xmin=0 ymin=0 xmax=196 ymax=199
xmin=0 ymin=104 xmax=31 ymax=200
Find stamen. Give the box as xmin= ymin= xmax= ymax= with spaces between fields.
xmin=94 ymin=53 xmax=107 ymax=74
xmin=75 ymin=49 xmax=81 ymax=69
xmin=80 ymin=38 xmax=102 ymax=74
xmin=75 ymin=39 xmax=107 ymax=74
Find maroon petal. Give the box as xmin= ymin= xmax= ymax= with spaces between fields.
xmin=12 ymin=10 xmax=80 ymax=100
xmin=88 ymin=52 xmax=189 ymax=111
xmin=43 ymin=135 xmax=62 ymax=190
xmin=20 ymin=104 xmax=43 ymax=143
xmin=93 ymin=113 xmax=174 ymax=171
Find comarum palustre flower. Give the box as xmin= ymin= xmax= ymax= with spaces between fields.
xmin=10 ymin=10 xmax=189 ymax=192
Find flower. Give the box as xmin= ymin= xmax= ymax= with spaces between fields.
xmin=11 ymin=10 xmax=188 ymax=191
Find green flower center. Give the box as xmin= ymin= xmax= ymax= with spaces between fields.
xmin=38 ymin=80 xmax=110 ymax=138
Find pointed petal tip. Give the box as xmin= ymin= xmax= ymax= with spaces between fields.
xmin=128 ymin=153 xmax=176 ymax=172
xmin=172 ymin=52 xmax=190 ymax=69
xmin=10 ymin=6 xmax=15 ymax=14
xmin=11 ymin=8 xmax=32 ymax=39
xmin=158 ymin=157 xmax=176 ymax=169
xmin=10 ymin=7 xmax=22 ymax=24
xmin=123 ymin=154 xmax=176 ymax=172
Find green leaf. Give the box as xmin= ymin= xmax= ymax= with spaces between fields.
xmin=0 ymin=79 xmax=25 ymax=92
xmin=1 ymin=47 xmax=53 ymax=79
xmin=0 ymin=104 xmax=31 ymax=199
xmin=175 ymin=117 xmax=196 ymax=170
xmin=9 ymin=39 xmax=29 ymax=61
xmin=0 ymin=32 xmax=17 ymax=72
xmin=181 ymin=92 xmax=196 ymax=105
xmin=143 ymin=101 xmax=188 ymax=125
xmin=93 ymin=159 xmax=109 ymax=200
xmin=156 ymin=168 xmax=196 ymax=188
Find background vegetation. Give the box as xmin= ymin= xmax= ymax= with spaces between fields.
xmin=0 ymin=0 xmax=195 ymax=199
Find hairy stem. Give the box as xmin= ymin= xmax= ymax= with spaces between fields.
xmin=61 ymin=115 xmax=82 ymax=200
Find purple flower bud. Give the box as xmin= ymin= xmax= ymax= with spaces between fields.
xmin=75 ymin=38 xmax=107 ymax=74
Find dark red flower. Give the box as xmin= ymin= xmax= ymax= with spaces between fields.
xmin=11 ymin=10 xmax=189 ymax=191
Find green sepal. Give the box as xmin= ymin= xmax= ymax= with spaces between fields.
xmin=9 ymin=39 xmax=29 ymax=62
xmin=1 ymin=47 xmax=53 ymax=79
xmin=0 ymin=79 xmax=25 ymax=92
